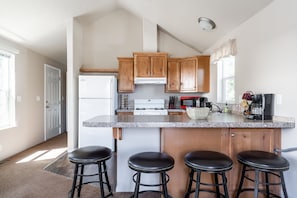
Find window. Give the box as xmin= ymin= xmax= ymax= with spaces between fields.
xmin=217 ymin=56 xmax=235 ymax=104
xmin=0 ymin=50 xmax=15 ymax=129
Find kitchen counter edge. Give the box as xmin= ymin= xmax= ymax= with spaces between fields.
xmin=83 ymin=114 xmax=295 ymax=129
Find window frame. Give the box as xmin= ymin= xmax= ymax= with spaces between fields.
xmin=0 ymin=50 xmax=16 ymax=130
xmin=217 ymin=56 xmax=235 ymax=104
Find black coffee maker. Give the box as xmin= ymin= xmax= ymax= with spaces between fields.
xmin=249 ymin=94 xmax=274 ymax=120
xmin=199 ymin=97 xmax=208 ymax=107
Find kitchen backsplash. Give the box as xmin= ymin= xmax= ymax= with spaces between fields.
xmin=119 ymin=84 xmax=208 ymax=110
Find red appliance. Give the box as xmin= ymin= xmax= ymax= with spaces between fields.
xmin=180 ymin=96 xmax=200 ymax=109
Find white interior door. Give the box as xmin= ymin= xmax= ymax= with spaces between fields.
xmin=44 ymin=64 xmax=61 ymax=140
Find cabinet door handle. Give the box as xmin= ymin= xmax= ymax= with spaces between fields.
xmin=231 ymin=133 xmax=235 ymax=137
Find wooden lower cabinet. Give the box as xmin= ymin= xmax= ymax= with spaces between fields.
xmin=168 ymin=111 xmax=185 ymax=115
xmin=161 ymin=128 xmax=281 ymax=198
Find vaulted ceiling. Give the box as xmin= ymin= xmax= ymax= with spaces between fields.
xmin=0 ymin=0 xmax=273 ymax=65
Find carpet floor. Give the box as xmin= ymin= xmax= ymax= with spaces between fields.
xmin=0 ymin=133 xmax=161 ymax=198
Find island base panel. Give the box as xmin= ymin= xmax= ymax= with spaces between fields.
xmin=161 ymin=128 xmax=281 ymax=198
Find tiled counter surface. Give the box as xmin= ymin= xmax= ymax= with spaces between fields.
xmin=83 ymin=113 xmax=295 ymax=129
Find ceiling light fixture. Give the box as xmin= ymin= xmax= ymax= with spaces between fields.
xmin=198 ymin=17 xmax=216 ymax=31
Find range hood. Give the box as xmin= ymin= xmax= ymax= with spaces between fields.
xmin=134 ymin=77 xmax=167 ymax=84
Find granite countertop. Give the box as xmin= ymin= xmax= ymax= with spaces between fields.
xmin=116 ymin=108 xmax=186 ymax=113
xmin=83 ymin=113 xmax=295 ymax=129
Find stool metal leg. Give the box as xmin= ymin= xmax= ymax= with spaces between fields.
xmin=235 ymin=164 xmax=246 ymax=198
xmin=214 ymin=173 xmax=220 ymax=198
xmin=69 ymin=164 xmax=79 ymax=198
xmin=254 ymin=169 xmax=259 ymax=198
xmin=280 ymin=172 xmax=288 ymax=198
xmin=185 ymin=169 xmax=194 ymax=198
xmin=195 ymin=170 xmax=201 ymax=198
xmin=77 ymin=164 xmax=84 ymax=197
xmin=103 ymin=161 xmax=112 ymax=195
xmin=98 ymin=162 xmax=105 ymax=198
xmin=133 ymin=172 xmax=141 ymax=198
xmin=222 ymin=172 xmax=229 ymax=198
xmin=161 ymin=172 xmax=169 ymax=198
xmin=265 ymin=172 xmax=270 ymax=198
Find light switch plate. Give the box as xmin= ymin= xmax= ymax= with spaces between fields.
xmin=16 ymin=96 xmax=22 ymax=102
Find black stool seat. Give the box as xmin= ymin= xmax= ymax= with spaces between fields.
xmin=129 ymin=152 xmax=174 ymax=173
xmin=184 ymin=151 xmax=233 ymax=198
xmin=68 ymin=146 xmax=111 ymax=164
xmin=128 ymin=152 xmax=174 ymax=198
xmin=68 ymin=146 xmax=113 ymax=198
xmin=237 ymin=150 xmax=289 ymax=170
xmin=236 ymin=150 xmax=289 ymax=198
xmin=185 ymin=151 xmax=233 ymax=172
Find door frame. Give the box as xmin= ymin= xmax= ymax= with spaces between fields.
xmin=44 ymin=64 xmax=62 ymax=141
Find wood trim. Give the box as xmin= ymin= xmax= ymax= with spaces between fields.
xmin=112 ymin=128 xmax=122 ymax=140
xmin=80 ymin=67 xmax=118 ymax=73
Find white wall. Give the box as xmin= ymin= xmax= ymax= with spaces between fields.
xmin=81 ymin=9 xmax=142 ymax=68
xmin=143 ymin=18 xmax=157 ymax=51
xmin=66 ymin=18 xmax=84 ymax=151
xmin=158 ymin=30 xmax=201 ymax=57
xmin=0 ymin=37 xmax=66 ymax=161
xmin=206 ymin=0 xmax=297 ymax=195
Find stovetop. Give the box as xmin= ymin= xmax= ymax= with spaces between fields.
xmin=134 ymin=99 xmax=168 ymax=115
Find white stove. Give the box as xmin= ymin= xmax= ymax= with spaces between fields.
xmin=133 ymin=99 xmax=168 ymax=115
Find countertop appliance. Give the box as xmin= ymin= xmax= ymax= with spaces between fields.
xmin=199 ymin=97 xmax=208 ymax=107
xmin=249 ymin=93 xmax=274 ymax=120
xmin=133 ymin=99 xmax=168 ymax=115
xmin=180 ymin=96 xmax=200 ymax=109
xmin=78 ymin=75 xmax=117 ymax=150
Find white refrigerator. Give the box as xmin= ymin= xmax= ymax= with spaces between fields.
xmin=78 ymin=75 xmax=117 ymax=150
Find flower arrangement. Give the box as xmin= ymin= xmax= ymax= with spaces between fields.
xmin=241 ymin=91 xmax=253 ymax=115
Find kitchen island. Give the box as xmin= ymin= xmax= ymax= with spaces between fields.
xmin=83 ymin=113 xmax=295 ymax=198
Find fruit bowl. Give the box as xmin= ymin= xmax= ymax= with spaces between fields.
xmin=186 ymin=107 xmax=210 ymax=120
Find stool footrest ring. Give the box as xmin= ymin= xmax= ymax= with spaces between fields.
xmin=129 ymin=190 xmax=172 ymax=198
xmin=132 ymin=172 xmax=169 ymax=187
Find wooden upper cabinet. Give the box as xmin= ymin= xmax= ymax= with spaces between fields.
xmin=197 ymin=56 xmax=210 ymax=92
xmin=166 ymin=58 xmax=181 ymax=92
xmin=180 ymin=57 xmax=198 ymax=92
xmin=133 ymin=52 xmax=168 ymax=78
xmin=117 ymin=57 xmax=134 ymax=93
xmin=166 ymin=55 xmax=210 ymax=93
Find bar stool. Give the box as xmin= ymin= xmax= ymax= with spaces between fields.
xmin=68 ymin=146 xmax=113 ymax=198
xmin=184 ymin=150 xmax=233 ymax=198
xmin=128 ymin=151 xmax=175 ymax=198
xmin=236 ymin=150 xmax=289 ymax=198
